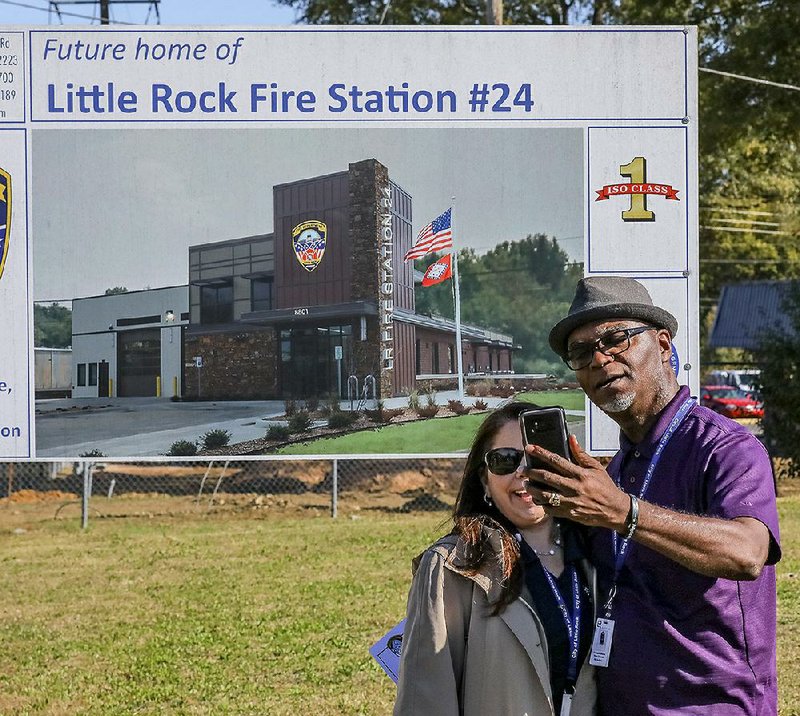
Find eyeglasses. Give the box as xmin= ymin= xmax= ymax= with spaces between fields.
xmin=484 ymin=447 xmax=525 ymax=475
xmin=564 ymin=325 xmax=658 ymax=371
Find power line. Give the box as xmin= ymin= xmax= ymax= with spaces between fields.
xmin=0 ymin=0 xmax=135 ymax=22
xmin=700 ymin=224 xmax=792 ymax=237
xmin=699 ymin=66 xmax=800 ymax=92
xmin=707 ymin=217 xmax=781 ymax=228
xmin=699 ymin=258 xmax=800 ymax=264
xmin=700 ymin=207 xmax=780 ymax=217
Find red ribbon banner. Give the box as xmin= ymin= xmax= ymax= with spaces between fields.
xmin=595 ymin=183 xmax=680 ymax=201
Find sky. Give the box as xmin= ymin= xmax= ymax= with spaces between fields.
xmin=32 ymin=127 xmax=583 ymax=302
xmin=1 ymin=0 xmax=299 ymax=26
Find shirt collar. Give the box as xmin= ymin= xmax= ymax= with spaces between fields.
xmin=618 ymin=385 xmax=692 ymax=459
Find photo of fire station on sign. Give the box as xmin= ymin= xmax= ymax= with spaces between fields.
xmin=32 ymin=127 xmax=583 ymax=458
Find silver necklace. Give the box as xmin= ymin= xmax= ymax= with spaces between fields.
xmin=531 ymin=522 xmax=561 ymax=557
xmin=517 ymin=523 xmax=563 ymax=557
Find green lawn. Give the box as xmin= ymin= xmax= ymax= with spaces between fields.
xmin=278 ymin=389 xmax=584 ymax=455
xmin=1 ymin=489 xmax=797 ymax=715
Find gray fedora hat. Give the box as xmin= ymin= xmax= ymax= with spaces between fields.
xmin=549 ymin=276 xmax=678 ymax=357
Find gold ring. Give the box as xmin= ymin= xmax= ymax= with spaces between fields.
xmin=548 ymin=492 xmax=562 ymax=508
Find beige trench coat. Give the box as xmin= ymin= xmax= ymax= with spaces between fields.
xmin=394 ymin=528 xmax=597 ymax=716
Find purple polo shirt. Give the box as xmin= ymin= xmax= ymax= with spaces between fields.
xmin=590 ymin=386 xmax=781 ymax=716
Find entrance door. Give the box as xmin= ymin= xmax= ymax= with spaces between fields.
xmin=98 ymin=361 xmax=109 ymax=397
xmin=117 ymin=328 xmax=161 ymax=397
xmin=280 ymin=324 xmax=352 ymax=398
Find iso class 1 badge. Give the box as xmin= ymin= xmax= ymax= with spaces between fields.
xmin=291 ymin=219 xmax=327 ymax=272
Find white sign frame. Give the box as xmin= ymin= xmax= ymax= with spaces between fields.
xmin=0 ymin=25 xmax=698 ymax=459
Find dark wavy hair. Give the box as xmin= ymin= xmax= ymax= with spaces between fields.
xmin=451 ymin=400 xmax=539 ymax=613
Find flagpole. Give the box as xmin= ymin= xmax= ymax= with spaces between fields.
xmin=450 ymin=198 xmax=465 ymax=400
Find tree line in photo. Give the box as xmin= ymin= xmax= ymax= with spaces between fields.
xmin=415 ymin=234 xmax=582 ymax=377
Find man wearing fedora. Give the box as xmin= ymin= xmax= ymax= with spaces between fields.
xmin=525 ymin=276 xmax=780 ymax=715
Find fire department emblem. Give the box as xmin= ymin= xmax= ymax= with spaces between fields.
xmin=0 ymin=167 xmax=10 ymax=281
xmin=291 ymin=220 xmax=327 ymax=272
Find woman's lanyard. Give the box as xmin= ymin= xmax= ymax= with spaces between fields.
xmin=589 ymin=397 xmax=695 ymax=669
xmin=540 ymin=563 xmax=582 ymax=716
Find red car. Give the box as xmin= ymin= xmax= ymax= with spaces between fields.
xmin=700 ymin=385 xmax=764 ymax=419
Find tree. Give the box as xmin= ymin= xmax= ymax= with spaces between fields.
xmin=104 ymin=286 xmax=129 ymax=295
xmin=275 ymin=0 xmax=608 ymax=26
xmin=754 ymin=281 xmax=800 ymax=475
xmin=415 ymin=234 xmax=581 ymax=375
xmin=33 ymin=303 xmax=72 ymax=348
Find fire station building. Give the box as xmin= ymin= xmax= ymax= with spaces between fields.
xmin=72 ymin=159 xmax=514 ymax=400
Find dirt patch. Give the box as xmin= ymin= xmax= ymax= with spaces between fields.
xmin=0 ymin=489 xmax=77 ymax=505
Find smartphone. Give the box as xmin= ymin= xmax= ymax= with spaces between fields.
xmin=519 ymin=407 xmax=571 ymax=480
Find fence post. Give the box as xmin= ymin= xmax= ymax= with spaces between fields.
xmin=81 ymin=461 xmax=92 ymax=529
xmin=331 ymin=458 xmax=338 ymax=519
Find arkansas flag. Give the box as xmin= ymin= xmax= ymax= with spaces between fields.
xmin=421 ymin=254 xmax=453 ymax=287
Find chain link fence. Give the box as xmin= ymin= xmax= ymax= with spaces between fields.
xmin=0 ymin=457 xmax=466 ymax=527
xmin=1 ymin=454 xmax=793 ymax=529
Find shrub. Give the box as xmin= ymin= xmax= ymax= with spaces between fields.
xmin=407 ymin=390 xmax=421 ymax=411
xmin=200 ymin=428 xmax=232 ymax=450
xmin=490 ymin=383 xmax=515 ymax=398
xmin=318 ymin=392 xmax=342 ymax=417
xmin=284 ymin=399 xmax=297 ymax=417
xmin=79 ymin=448 xmax=106 ymax=458
xmin=288 ymin=410 xmax=313 ymax=433
xmin=167 ymin=439 xmax=197 ymax=456
xmin=447 ymin=399 xmax=470 ymax=416
xmin=415 ymin=404 xmax=440 ymax=419
xmin=467 ymin=380 xmax=492 ymax=397
xmin=327 ymin=410 xmax=359 ymax=430
xmin=474 ymin=399 xmax=489 ymax=411
xmin=425 ymin=390 xmax=438 ymax=408
xmin=304 ymin=398 xmax=319 ymax=414
xmin=266 ymin=424 xmax=291 ymax=441
xmin=366 ymin=405 xmax=405 ymax=424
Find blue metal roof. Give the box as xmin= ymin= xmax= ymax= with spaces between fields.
xmin=709 ymin=280 xmax=797 ymax=350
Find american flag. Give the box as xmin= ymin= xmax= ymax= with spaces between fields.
xmin=403 ymin=208 xmax=453 ymax=262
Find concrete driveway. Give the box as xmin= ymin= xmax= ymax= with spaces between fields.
xmin=35 ymin=392 xmax=586 ymax=459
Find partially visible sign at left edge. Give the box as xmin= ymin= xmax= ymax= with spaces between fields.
xmin=0 ymin=167 xmax=10 ymax=280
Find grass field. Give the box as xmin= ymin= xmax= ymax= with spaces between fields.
xmin=1 ymin=486 xmax=797 ymax=715
xmin=279 ymin=390 xmax=584 ymax=455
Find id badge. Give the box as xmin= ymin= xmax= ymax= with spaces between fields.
xmin=560 ymin=691 xmax=573 ymax=716
xmin=588 ymin=617 xmax=615 ymax=667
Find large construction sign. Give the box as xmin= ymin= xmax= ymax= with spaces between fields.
xmin=0 ymin=26 xmax=698 ymax=459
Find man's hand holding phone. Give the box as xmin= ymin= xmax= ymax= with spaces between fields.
xmin=522 ymin=433 xmax=631 ymax=531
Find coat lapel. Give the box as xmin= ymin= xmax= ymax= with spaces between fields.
xmin=445 ymin=528 xmax=554 ymax=706
xmin=500 ymin=595 xmax=553 ymax=704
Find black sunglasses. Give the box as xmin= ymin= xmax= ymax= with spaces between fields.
xmin=484 ymin=447 xmax=525 ymax=475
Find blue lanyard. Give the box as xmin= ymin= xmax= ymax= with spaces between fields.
xmin=540 ymin=563 xmax=582 ymax=687
xmin=607 ymin=397 xmax=695 ymax=605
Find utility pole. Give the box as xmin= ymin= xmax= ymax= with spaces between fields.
xmin=48 ymin=1 xmax=161 ymax=25
xmin=486 ymin=0 xmax=503 ymax=25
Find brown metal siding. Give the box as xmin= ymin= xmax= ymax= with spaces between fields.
xmin=274 ymin=172 xmax=351 ymax=310
xmin=392 ymin=321 xmax=416 ymax=395
xmin=390 ymin=182 xmax=415 ymax=312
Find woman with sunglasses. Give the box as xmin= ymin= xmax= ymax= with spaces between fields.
xmin=394 ymin=401 xmax=596 ymax=716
